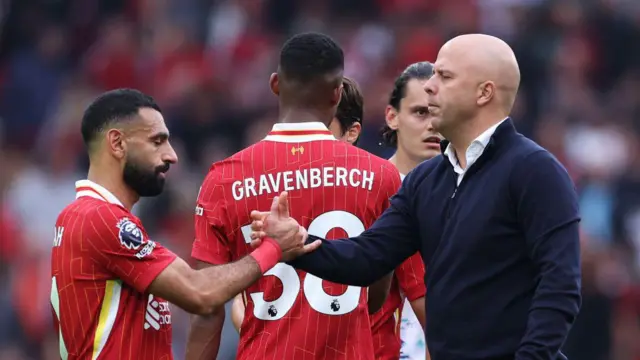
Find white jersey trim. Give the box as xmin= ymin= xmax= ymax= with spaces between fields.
xmin=263 ymin=122 xmax=337 ymax=143
xmin=75 ymin=180 xmax=124 ymax=207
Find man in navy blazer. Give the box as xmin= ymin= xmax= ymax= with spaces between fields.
xmin=250 ymin=34 xmax=581 ymax=360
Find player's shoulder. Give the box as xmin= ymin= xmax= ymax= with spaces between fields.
xmin=345 ymin=145 xmax=400 ymax=175
xmin=203 ymin=141 xmax=266 ymax=179
xmin=199 ymin=142 xmax=267 ymax=202
xmin=61 ymin=197 xmax=129 ymax=221
xmin=95 ymin=201 xmax=138 ymax=229
xmin=60 ymin=197 xmax=142 ymax=240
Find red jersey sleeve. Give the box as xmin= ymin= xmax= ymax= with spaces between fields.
xmin=396 ymin=253 xmax=427 ymax=301
xmin=377 ymin=163 xmax=402 ymax=213
xmin=191 ymin=170 xmax=232 ymax=265
xmin=86 ymin=205 xmax=177 ymax=293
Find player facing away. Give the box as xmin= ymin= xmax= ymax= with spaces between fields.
xmin=50 ymin=89 xmax=312 ymax=360
xmin=374 ymin=62 xmax=440 ymax=360
xmin=229 ymin=75 xmax=366 ymax=332
xmin=186 ymin=33 xmax=401 ymax=360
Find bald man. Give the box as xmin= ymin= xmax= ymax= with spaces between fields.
xmin=248 ymin=33 xmax=581 ymax=360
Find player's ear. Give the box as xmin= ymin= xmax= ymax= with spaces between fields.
xmin=345 ymin=122 xmax=361 ymax=144
xmin=477 ymin=80 xmax=495 ymax=107
xmin=269 ymin=73 xmax=279 ymax=96
xmin=384 ymin=105 xmax=399 ymax=130
xmin=331 ymin=83 xmax=343 ymax=107
xmin=106 ymin=128 xmax=126 ymax=160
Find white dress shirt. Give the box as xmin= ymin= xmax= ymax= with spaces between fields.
xmin=443 ymin=118 xmax=507 ymax=185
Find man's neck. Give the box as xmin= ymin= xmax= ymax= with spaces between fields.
xmin=279 ymin=107 xmax=332 ymax=126
xmin=389 ymin=149 xmax=424 ymax=176
xmin=87 ymin=165 xmax=139 ymax=210
xmin=447 ymin=114 xmax=506 ymax=169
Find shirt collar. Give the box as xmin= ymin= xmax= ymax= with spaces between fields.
xmin=444 ymin=117 xmax=508 ymax=173
xmin=75 ymin=179 xmax=124 ymax=207
xmin=264 ymin=122 xmax=336 ymax=143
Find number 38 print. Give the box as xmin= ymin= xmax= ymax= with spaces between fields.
xmin=241 ymin=210 xmax=365 ymax=320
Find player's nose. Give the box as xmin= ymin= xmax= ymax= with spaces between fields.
xmin=424 ymin=76 xmax=436 ymax=96
xmin=425 ymin=118 xmax=435 ymax=131
xmin=163 ymin=143 xmax=179 ymax=164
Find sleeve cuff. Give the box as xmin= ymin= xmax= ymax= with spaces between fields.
xmin=136 ymin=252 xmax=178 ymax=293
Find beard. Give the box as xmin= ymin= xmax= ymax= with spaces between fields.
xmin=123 ymin=156 xmax=170 ymax=197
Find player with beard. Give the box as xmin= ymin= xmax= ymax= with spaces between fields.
xmin=187 ymin=33 xmax=400 ymax=360
xmin=50 ymin=89 xmax=311 ymax=359
xmin=228 ymin=76 xmax=366 ymax=332
xmin=373 ymin=62 xmax=439 ymax=360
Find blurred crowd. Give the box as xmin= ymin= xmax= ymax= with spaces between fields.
xmin=0 ymin=0 xmax=639 ymax=359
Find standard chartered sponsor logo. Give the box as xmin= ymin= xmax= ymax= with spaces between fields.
xmin=144 ymin=294 xmax=171 ymax=330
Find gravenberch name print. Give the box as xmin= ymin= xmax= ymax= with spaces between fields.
xmin=231 ymin=167 xmax=376 ymax=200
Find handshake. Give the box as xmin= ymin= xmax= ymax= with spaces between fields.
xmin=249 ymin=191 xmax=322 ymax=262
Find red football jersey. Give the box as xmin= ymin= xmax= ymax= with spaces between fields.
xmin=370 ymin=253 xmax=426 ymax=359
xmin=50 ymin=180 xmax=177 ymax=360
xmin=192 ymin=122 xmax=402 ymax=360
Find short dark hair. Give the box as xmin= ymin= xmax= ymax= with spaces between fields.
xmin=279 ymin=32 xmax=344 ymax=83
xmin=381 ymin=61 xmax=434 ymax=147
xmin=335 ymin=77 xmax=364 ymax=143
xmin=81 ymin=89 xmax=161 ymax=150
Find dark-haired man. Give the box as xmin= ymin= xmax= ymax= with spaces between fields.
xmin=373 ymin=61 xmax=438 ymax=360
xmin=228 ymin=76 xmax=367 ymax=332
xmin=50 ymin=89 xmax=310 ymax=359
xmin=187 ymin=33 xmax=400 ymax=360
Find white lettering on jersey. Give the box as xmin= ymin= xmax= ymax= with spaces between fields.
xmin=232 ymin=167 xmax=375 ymax=200
xmin=53 ymin=226 xmax=64 ymax=247
xmin=240 ymin=210 xmax=365 ymax=320
xmin=144 ymin=294 xmax=171 ymax=330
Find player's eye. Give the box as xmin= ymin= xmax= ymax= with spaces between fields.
xmin=436 ymin=70 xmax=451 ymax=80
xmin=150 ymin=133 xmax=169 ymax=146
xmin=413 ymin=108 xmax=429 ymax=117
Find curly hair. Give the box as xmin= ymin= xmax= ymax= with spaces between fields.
xmin=279 ymin=32 xmax=344 ymax=83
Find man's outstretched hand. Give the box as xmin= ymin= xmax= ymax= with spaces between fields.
xmin=250 ymin=191 xmax=321 ymax=261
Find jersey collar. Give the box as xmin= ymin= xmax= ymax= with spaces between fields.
xmin=75 ymin=180 xmax=124 ymax=207
xmin=264 ymin=122 xmax=336 ymax=143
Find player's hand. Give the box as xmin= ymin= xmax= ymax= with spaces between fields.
xmin=249 ymin=192 xmax=321 ymax=260
xmin=251 ymin=222 xmax=321 ymax=261
xmin=250 ymin=192 xmax=302 ymax=247
xmin=250 ymin=224 xmax=320 ymax=261
xmin=248 ymin=211 xmax=270 ymax=242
